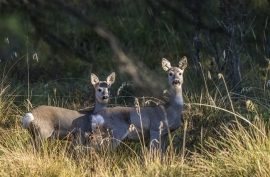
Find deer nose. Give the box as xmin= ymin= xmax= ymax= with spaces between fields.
xmin=172 ymin=80 xmax=181 ymax=85
xmin=102 ymin=95 xmax=109 ymax=100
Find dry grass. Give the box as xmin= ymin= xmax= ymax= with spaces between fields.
xmin=1 ymin=57 xmax=270 ymax=176
xmin=183 ymin=119 xmax=270 ymax=177
xmin=1 ymin=116 xmax=270 ymax=176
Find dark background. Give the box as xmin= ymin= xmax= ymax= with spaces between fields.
xmin=0 ymin=0 xmax=269 ymax=108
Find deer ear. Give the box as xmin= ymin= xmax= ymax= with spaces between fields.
xmin=162 ymin=58 xmax=171 ymax=71
xmin=178 ymin=56 xmax=187 ymax=70
xmin=106 ymin=72 xmax=116 ymax=86
xmin=91 ymin=73 xmax=100 ymax=85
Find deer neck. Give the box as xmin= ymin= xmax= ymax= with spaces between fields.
xmin=168 ymin=86 xmax=183 ymax=107
xmin=93 ymin=99 xmax=107 ymax=113
xmin=163 ymin=85 xmax=183 ymax=130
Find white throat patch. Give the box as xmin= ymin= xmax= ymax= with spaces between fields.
xmin=175 ymin=95 xmax=184 ymax=105
xmin=92 ymin=114 xmax=105 ymax=125
xmin=91 ymin=114 xmax=105 ymax=131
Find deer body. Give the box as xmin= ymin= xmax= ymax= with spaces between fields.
xmin=23 ymin=106 xmax=91 ymax=140
xmin=92 ymin=57 xmax=187 ymax=153
xmin=22 ymin=72 xmax=115 ymax=149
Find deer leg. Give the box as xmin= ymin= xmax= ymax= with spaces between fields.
xmin=33 ymin=133 xmax=47 ymax=151
xmin=149 ymin=130 xmax=161 ymax=153
xmin=28 ymin=124 xmax=46 ymax=151
xmin=160 ymin=137 xmax=166 ymax=163
xmin=107 ymin=126 xmax=130 ymax=150
xmin=150 ymin=130 xmax=167 ymax=162
xmin=74 ymin=127 xmax=86 ymax=145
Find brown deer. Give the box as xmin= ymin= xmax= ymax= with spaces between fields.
xmin=22 ymin=72 xmax=115 ymax=150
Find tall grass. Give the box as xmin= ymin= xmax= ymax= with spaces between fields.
xmin=1 ymin=111 xmax=270 ymax=176
xmin=0 ymin=68 xmax=269 ymax=176
xmin=183 ymin=119 xmax=270 ymax=176
xmin=1 ymin=48 xmax=270 ymax=176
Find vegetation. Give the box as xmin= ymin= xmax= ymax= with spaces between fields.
xmin=0 ymin=0 xmax=270 ymax=176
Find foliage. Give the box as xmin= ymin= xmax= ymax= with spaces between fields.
xmin=0 ymin=1 xmax=268 ymax=88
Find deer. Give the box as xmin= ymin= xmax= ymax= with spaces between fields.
xmin=90 ymin=57 xmax=187 ymax=156
xmin=22 ymin=72 xmax=116 ymax=150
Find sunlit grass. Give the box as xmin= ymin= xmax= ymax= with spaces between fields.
xmin=2 ymin=114 xmax=270 ymax=176
xmin=1 ymin=57 xmax=270 ymax=176
xmin=1 ymin=61 xmax=270 ymax=176
xmin=183 ymin=118 xmax=270 ymax=177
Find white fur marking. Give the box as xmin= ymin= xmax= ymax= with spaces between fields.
xmin=22 ymin=113 xmax=34 ymax=128
xmin=96 ymin=114 xmax=105 ymax=125
xmin=175 ymin=95 xmax=184 ymax=105
xmin=91 ymin=114 xmax=105 ymax=131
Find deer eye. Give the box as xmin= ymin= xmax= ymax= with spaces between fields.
xmin=169 ymin=72 xmax=173 ymax=76
xmin=179 ymin=73 xmax=182 ymax=75
xmin=98 ymin=88 xmax=102 ymax=92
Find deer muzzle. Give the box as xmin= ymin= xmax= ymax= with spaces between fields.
xmin=172 ymin=80 xmax=181 ymax=86
xmin=102 ymin=95 xmax=109 ymax=100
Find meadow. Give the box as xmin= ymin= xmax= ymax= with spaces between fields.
xmin=0 ymin=0 xmax=270 ymax=176
xmin=1 ymin=55 xmax=270 ymax=176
